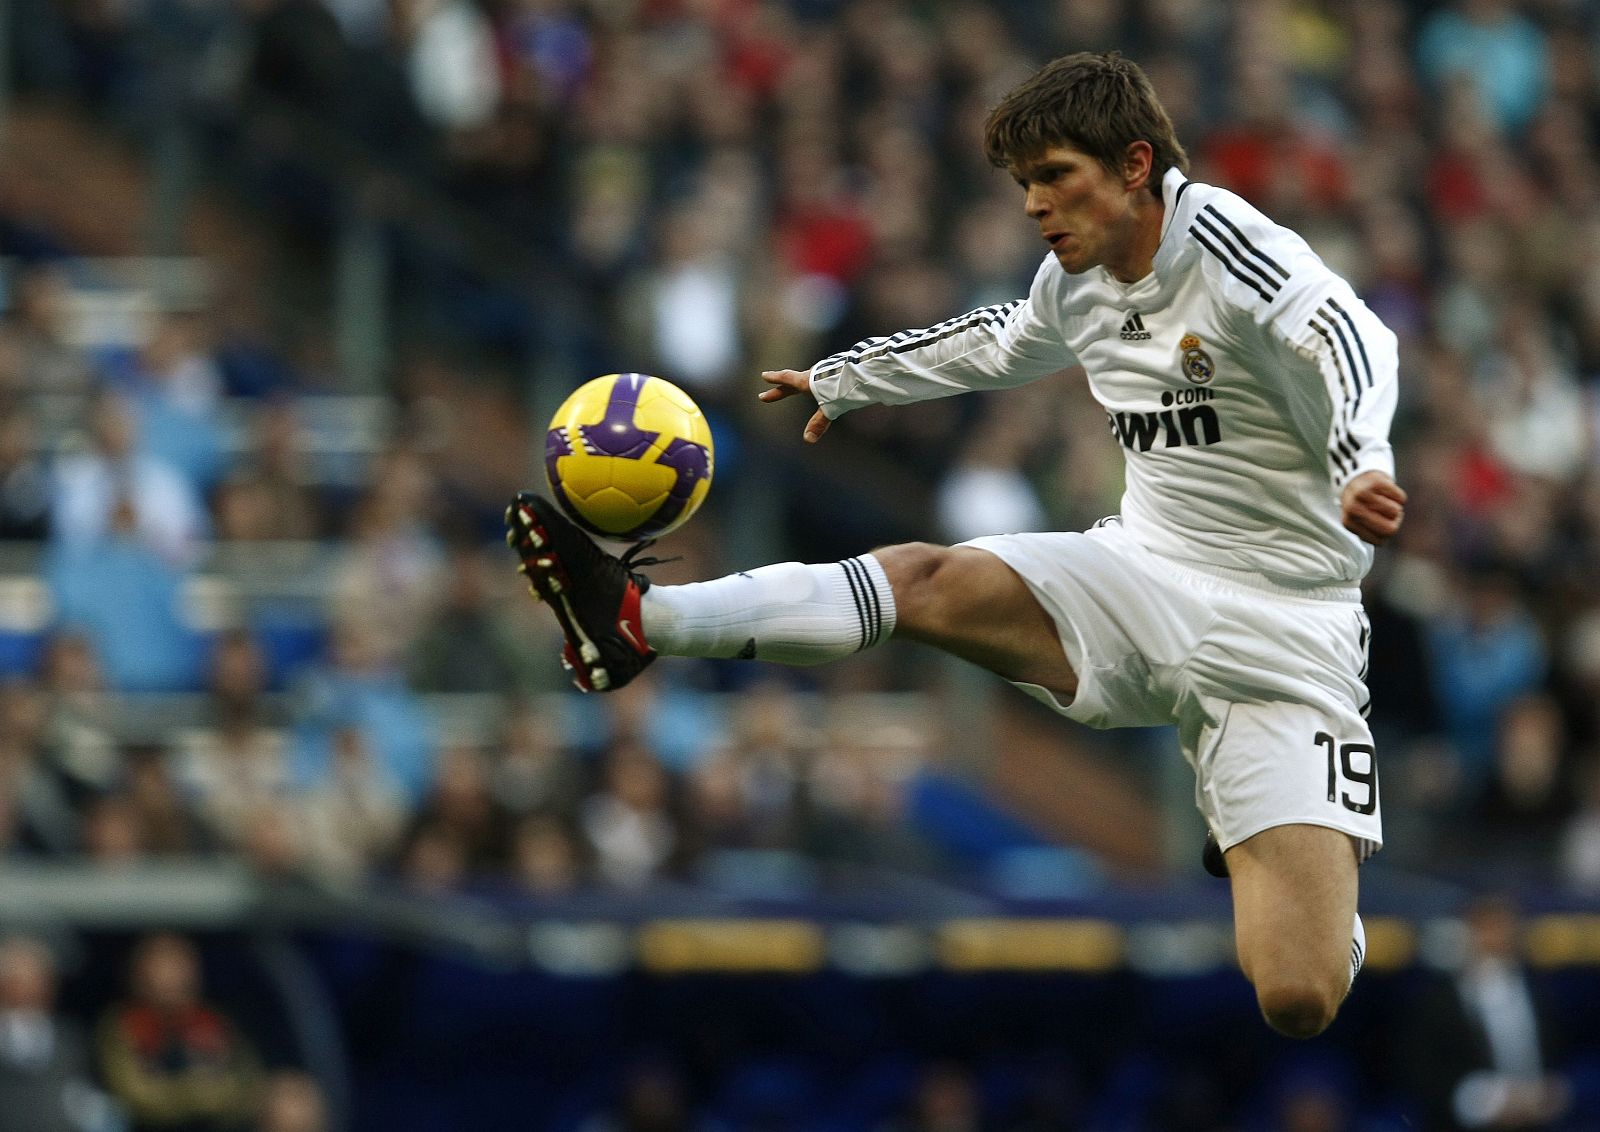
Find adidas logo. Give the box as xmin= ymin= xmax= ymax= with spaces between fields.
xmin=1120 ymin=312 xmax=1152 ymax=341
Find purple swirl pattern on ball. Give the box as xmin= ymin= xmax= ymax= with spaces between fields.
xmin=546 ymin=374 xmax=711 ymax=539
xmin=543 ymin=423 xmax=583 ymax=528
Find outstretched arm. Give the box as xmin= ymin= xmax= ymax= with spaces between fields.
xmin=760 ymin=261 xmax=1078 ymax=443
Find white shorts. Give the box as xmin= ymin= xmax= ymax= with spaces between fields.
xmin=964 ymin=520 xmax=1381 ymax=860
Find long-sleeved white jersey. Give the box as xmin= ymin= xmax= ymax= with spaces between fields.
xmin=808 ymin=167 xmax=1399 ymax=593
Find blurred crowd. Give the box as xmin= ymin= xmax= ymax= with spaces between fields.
xmin=0 ymin=929 xmax=328 ymax=1132
xmin=1 ymin=0 xmax=1600 ymax=899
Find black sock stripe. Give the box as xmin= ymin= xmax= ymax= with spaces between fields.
xmin=842 ymin=558 xmax=869 ymax=648
xmin=856 ymin=558 xmax=884 ymax=646
xmin=1327 ymin=297 xmax=1374 ymax=389
xmin=1191 ymin=227 xmax=1274 ymax=304
xmin=1194 ymin=213 xmax=1281 ymax=295
xmin=848 ymin=557 xmax=885 ymax=647
xmin=839 ymin=560 xmax=870 ymax=650
xmin=1202 ymin=204 xmax=1290 ymax=281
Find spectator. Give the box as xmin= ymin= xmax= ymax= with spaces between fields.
xmin=1425 ymin=561 xmax=1548 ymax=789
xmin=489 ymin=703 xmax=583 ymax=818
xmin=291 ymin=620 xmax=436 ymax=802
xmin=0 ymin=935 xmax=120 ymax=1132
xmin=0 ymin=677 xmax=76 ymax=854
xmin=120 ymin=745 xmax=209 ymax=858
xmin=1560 ymin=756 xmax=1600 ymax=892
xmin=879 ymin=1062 xmax=981 ymax=1132
xmin=50 ymin=391 xmax=207 ymax=568
xmin=47 ymin=494 xmax=204 ymax=692
xmin=580 ymin=741 xmax=681 ymax=888
xmin=123 ymin=314 xmax=230 ymax=496
xmin=1417 ymin=0 xmax=1549 ymax=136
xmin=326 ymin=446 xmax=444 ymax=668
xmin=1406 ymin=895 xmax=1570 ymax=1131
xmin=407 ymin=542 xmax=535 ymax=695
xmin=4 ymin=265 xmax=95 ymax=405
xmin=297 ymin=726 xmax=406 ymax=881
xmin=0 ymin=403 xmax=51 ymax=540
xmin=211 ymin=402 xmax=324 ymax=543
xmin=578 ymin=1061 xmax=702 ymax=1132
xmin=253 ymin=1072 xmax=327 ymax=1132
xmin=508 ymin=812 xmax=585 ymax=897
xmin=176 ymin=632 xmax=292 ymax=853
xmin=398 ymin=743 xmax=509 ymax=872
xmin=97 ymin=933 xmax=263 ymax=1132
xmin=36 ymin=633 xmax=118 ymax=802
xmin=1468 ymin=695 xmax=1576 ymax=869
xmin=78 ymin=793 xmax=146 ymax=869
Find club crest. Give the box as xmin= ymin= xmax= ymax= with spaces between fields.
xmin=1179 ymin=333 xmax=1215 ymax=385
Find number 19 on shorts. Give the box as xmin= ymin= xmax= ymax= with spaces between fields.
xmin=1316 ymin=731 xmax=1377 ymax=815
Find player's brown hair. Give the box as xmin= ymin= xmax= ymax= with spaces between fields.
xmin=983 ymin=52 xmax=1189 ymax=197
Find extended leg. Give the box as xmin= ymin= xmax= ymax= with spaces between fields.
xmin=1225 ymin=822 xmax=1360 ymax=1039
xmin=644 ymin=541 xmax=1077 ymax=697
xmin=509 ymin=492 xmax=1076 ymax=697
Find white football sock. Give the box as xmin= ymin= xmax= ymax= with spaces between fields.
xmin=641 ymin=555 xmax=897 ymax=664
xmin=1348 ymin=912 xmax=1366 ymax=990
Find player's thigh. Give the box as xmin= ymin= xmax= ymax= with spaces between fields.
xmin=872 ymin=541 xmax=1077 ymax=694
xmin=1226 ymin=822 xmax=1358 ymax=996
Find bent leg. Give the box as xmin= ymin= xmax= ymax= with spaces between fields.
xmin=1225 ymin=823 xmax=1359 ymax=1039
xmin=873 ymin=542 xmax=1078 ymax=699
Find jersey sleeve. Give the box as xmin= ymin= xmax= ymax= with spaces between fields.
xmin=1191 ymin=197 xmax=1399 ymax=491
xmin=807 ymin=261 xmax=1077 ymax=419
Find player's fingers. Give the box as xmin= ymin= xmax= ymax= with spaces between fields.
xmin=1362 ymin=495 xmax=1404 ymax=522
xmin=759 ymin=369 xmax=810 ymax=400
xmin=803 ymin=409 xmax=830 ymax=444
xmin=1346 ymin=512 xmax=1398 ymax=546
xmin=1375 ymin=480 xmax=1408 ymax=504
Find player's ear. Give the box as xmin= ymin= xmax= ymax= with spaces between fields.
xmin=1122 ymin=140 xmax=1154 ymax=193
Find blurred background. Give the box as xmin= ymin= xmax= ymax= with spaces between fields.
xmin=1 ymin=0 xmax=1600 ymax=1128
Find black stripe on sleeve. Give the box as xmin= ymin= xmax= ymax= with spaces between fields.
xmin=1194 ymin=213 xmax=1281 ymax=296
xmin=1318 ymin=307 xmax=1365 ymax=413
xmin=1308 ymin=318 xmax=1353 ymax=403
xmin=1327 ymin=297 xmax=1374 ymax=389
xmin=1190 ymin=227 xmax=1274 ymax=304
xmin=833 ymin=304 xmax=1016 ymax=369
xmin=1202 ymin=204 xmax=1290 ymax=282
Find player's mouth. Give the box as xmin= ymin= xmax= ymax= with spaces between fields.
xmin=1044 ymin=231 xmax=1069 ymax=249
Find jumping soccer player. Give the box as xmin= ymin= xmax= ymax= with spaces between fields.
xmin=507 ymin=51 xmax=1404 ymax=1038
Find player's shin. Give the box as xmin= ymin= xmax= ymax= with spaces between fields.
xmin=640 ymin=556 xmax=897 ymax=663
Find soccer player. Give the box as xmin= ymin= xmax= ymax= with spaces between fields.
xmin=507 ymin=52 xmax=1405 ymax=1038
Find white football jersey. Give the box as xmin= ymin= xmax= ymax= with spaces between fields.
xmin=808 ymin=168 xmax=1398 ymax=592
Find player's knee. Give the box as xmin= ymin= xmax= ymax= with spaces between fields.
xmin=1255 ymin=978 xmax=1342 ymax=1040
xmin=871 ymin=542 xmax=956 ymax=626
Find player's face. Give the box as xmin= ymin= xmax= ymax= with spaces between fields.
xmin=1011 ymin=143 xmax=1144 ymax=277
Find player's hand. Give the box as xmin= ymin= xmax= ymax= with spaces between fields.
xmin=1340 ymin=470 xmax=1406 ymax=547
xmin=759 ymin=368 xmax=830 ymax=444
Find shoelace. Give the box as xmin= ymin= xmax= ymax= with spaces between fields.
xmin=620 ymin=537 xmax=679 ymax=572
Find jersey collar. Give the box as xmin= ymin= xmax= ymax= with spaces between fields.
xmin=1155 ymin=166 xmax=1195 ymax=276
